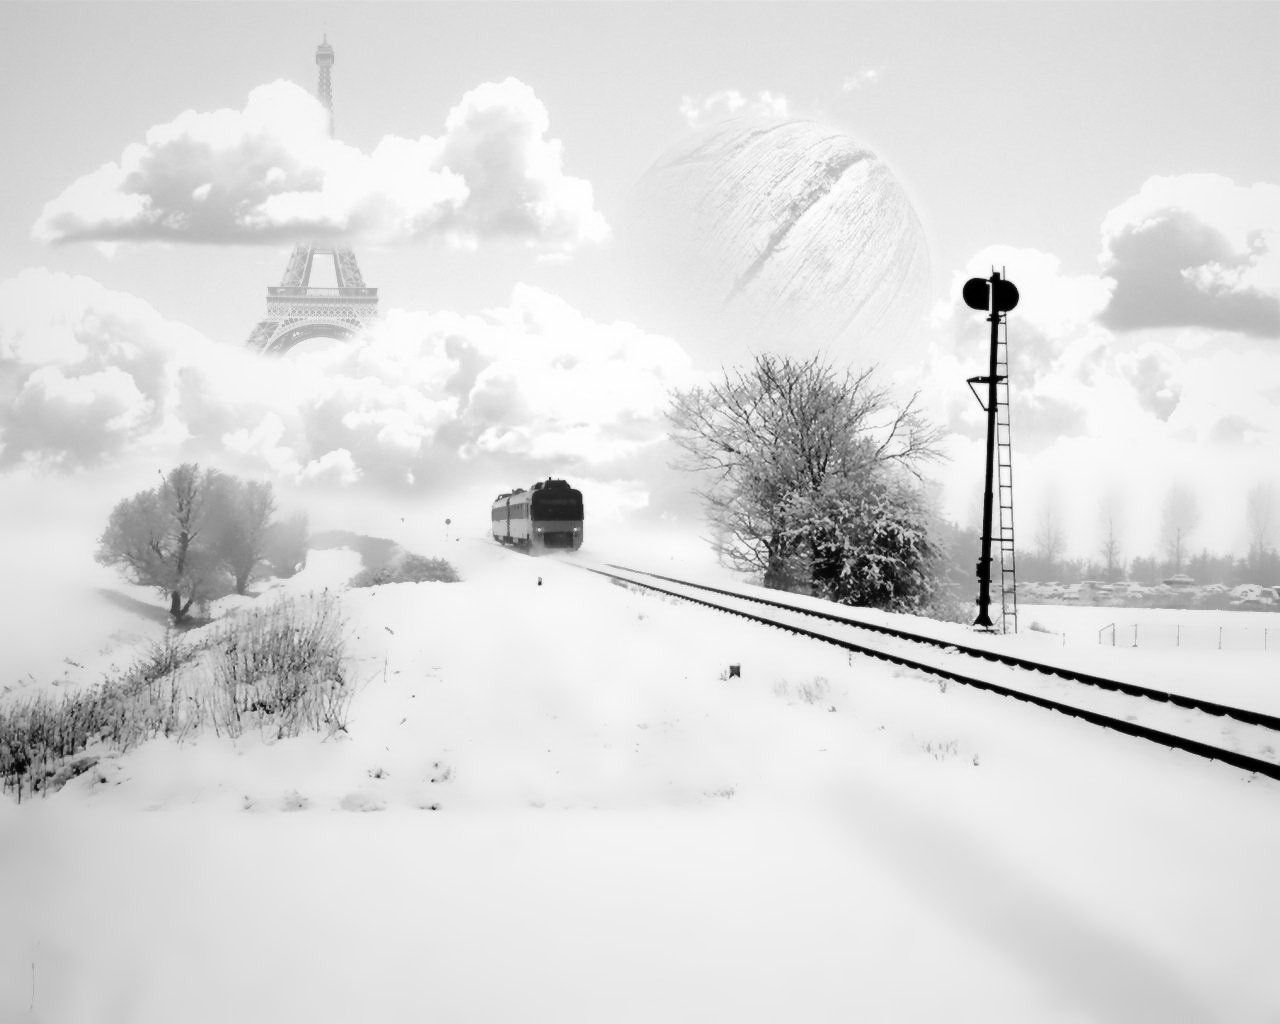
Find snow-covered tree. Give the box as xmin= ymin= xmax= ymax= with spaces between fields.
xmin=669 ymin=354 xmax=944 ymax=610
xmin=96 ymin=464 xmax=224 ymax=622
xmin=209 ymin=477 xmax=277 ymax=595
xmin=789 ymin=478 xmax=940 ymax=612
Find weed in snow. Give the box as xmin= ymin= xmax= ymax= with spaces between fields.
xmin=0 ymin=593 xmax=350 ymax=802
xmin=773 ymin=676 xmax=832 ymax=706
xmin=921 ymin=739 xmax=960 ymax=762
xmin=340 ymin=792 xmax=385 ymax=812
xmin=281 ymin=790 xmax=310 ymax=811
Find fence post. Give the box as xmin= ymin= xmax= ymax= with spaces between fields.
xmin=1219 ymin=625 xmax=1223 ymax=651
xmin=1176 ymin=624 xmax=1181 ymax=648
xmin=1132 ymin=623 xmax=1139 ymax=648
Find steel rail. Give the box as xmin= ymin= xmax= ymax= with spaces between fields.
xmin=584 ymin=564 xmax=1280 ymax=784
xmin=604 ymin=563 xmax=1280 ymax=733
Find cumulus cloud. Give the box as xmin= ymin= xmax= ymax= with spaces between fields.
xmin=928 ymin=234 xmax=1280 ymax=456
xmin=0 ymin=270 xmax=207 ymax=468
xmin=34 ymin=78 xmax=609 ymax=254
xmin=678 ymin=90 xmax=790 ymax=129
xmin=841 ymin=70 xmax=881 ymax=92
xmin=1114 ymin=344 xmax=1181 ymax=421
xmin=930 ymin=246 xmax=1115 ymax=445
xmin=1098 ymin=174 xmax=1280 ymax=337
xmin=0 ymin=270 xmax=694 ymax=495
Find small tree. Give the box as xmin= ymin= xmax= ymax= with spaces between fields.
xmin=264 ymin=512 xmax=309 ymax=579
xmin=1245 ymin=483 xmax=1276 ymax=580
xmin=96 ymin=464 xmax=224 ymax=622
xmin=1034 ymin=502 xmax=1065 ymax=579
xmin=209 ymin=478 xmax=277 ymax=595
xmin=1161 ymin=484 xmax=1200 ymax=573
xmin=1099 ymin=497 xmax=1124 ymax=583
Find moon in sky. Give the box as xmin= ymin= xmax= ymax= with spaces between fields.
xmin=627 ymin=117 xmax=931 ymax=367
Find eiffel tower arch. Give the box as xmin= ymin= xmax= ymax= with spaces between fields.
xmin=247 ymin=242 xmax=379 ymax=353
xmin=247 ymin=39 xmax=379 ymax=354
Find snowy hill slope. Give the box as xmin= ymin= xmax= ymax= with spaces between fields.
xmin=3 ymin=540 xmax=1279 ymax=1022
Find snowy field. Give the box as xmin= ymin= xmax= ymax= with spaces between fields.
xmin=1020 ymin=602 xmax=1280 ymax=654
xmin=3 ymin=537 xmax=1280 ymax=1023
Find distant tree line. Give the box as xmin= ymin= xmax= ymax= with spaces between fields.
xmin=1013 ymin=481 xmax=1279 ymax=586
xmin=96 ymin=464 xmax=309 ymax=622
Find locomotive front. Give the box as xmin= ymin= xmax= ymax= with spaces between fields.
xmin=528 ymin=479 xmax=584 ymax=550
xmin=491 ymin=478 xmax=584 ymax=551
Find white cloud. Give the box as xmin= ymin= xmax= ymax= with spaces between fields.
xmin=34 ymin=78 xmax=609 ymax=255
xmin=679 ymin=90 xmax=790 ymax=129
xmin=841 ymin=70 xmax=881 ymax=92
xmin=0 ymin=270 xmax=694 ymax=495
xmin=300 ymin=448 xmax=361 ymax=486
xmin=1099 ymin=174 xmax=1280 ymax=337
xmin=930 ymin=245 xmax=1115 ymax=445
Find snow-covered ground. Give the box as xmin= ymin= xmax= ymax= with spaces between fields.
xmin=1020 ymin=602 xmax=1280 ymax=654
xmin=3 ymin=537 xmax=1280 ymax=1023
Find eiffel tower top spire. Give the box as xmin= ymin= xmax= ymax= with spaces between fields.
xmin=316 ymin=36 xmax=335 ymax=135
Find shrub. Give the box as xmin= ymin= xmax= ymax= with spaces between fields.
xmin=0 ymin=631 xmax=199 ymax=802
xmin=210 ymin=595 xmax=350 ymax=740
xmin=0 ymin=593 xmax=349 ymax=802
xmin=350 ymin=551 xmax=460 ymax=587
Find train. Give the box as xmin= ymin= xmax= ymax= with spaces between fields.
xmin=491 ymin=479 xmax=584 ymax=551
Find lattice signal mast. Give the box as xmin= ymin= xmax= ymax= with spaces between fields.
xmin=964 ymin=270 xmax=1020 ymax=633
xmin=246 ymin=38 xmax=378 ymax=353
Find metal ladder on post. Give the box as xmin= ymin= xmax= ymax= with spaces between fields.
xmin=995 ymin=318 xmax=1018 ymax=633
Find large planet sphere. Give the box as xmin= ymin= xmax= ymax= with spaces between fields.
xmin=627 ymin=118 xmax=931 ymax=365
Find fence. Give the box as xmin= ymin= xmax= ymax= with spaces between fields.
xmin=1097 ymin=621 xmax=1278 ymax=653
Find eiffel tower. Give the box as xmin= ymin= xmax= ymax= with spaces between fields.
xmin=247 ymin=38 xmax=379 ymax=353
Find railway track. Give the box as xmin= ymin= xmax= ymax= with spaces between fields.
xmin=580 ymin=561 xmax=1280 ymax=784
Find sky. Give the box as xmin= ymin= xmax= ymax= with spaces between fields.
xmin=1 ymin=1 xmax=1278 ymax=564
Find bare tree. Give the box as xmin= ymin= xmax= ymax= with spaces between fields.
xmin=96 ymin=464 xmax=224 ymax=622
xmin=209 ymin=478 xmax=277 ymax=595
xmin=1034 ymin=501 xmax=1065 ymax=578
xmin=1099 ymin=495 xmax=1124 ymax=582
xmin=1160 ymin=483 xmax=1200 ymax=573
xmin=1246 ymin=482 xmax=1275 ymax=564
xmin=669 ymin=354 xmax=944 ymax=597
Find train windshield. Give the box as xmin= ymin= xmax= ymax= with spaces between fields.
xmin=531 ymin=490 xmax=583 ymax=520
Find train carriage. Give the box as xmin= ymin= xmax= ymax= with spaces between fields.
xmin=491 ymin=479 xmax=584 ymax=551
